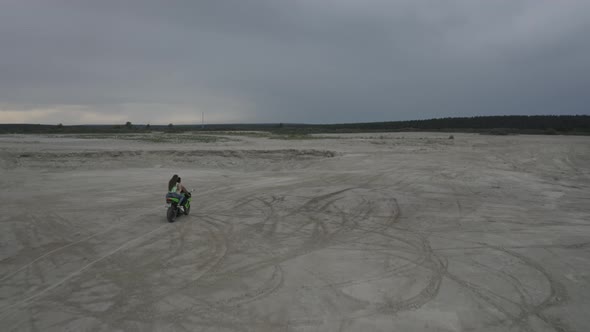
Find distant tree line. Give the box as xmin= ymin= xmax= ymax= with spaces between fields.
xmin=1 ymin=115 xmax=589 ymax=135
xmin=316 ymin=115 xmax=590 ymax=135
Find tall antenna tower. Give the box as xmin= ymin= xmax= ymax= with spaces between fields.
xmin=201 ymin=112 xmax=204 ymax=129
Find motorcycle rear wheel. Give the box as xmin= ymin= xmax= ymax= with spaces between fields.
xmin=167 ymin=206 xmax=177 ymax=222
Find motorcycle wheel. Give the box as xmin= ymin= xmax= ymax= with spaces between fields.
xmin=184 ymin=204 xmax=191 ymax=215
xmin=167 ymin=206 xmax=177 ymax=223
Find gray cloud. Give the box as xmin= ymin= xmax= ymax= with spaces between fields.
xmin=1 ymin=0 xmax=589 ymax=124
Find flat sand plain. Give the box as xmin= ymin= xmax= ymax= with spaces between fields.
xmin=0 ymin=132 xmax=589 ymax=332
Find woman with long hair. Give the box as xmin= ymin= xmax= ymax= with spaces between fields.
xmin=168 ymin=174 xmax=189 ymax=208
xmin=168 ymin=174 xmax=180 ymax=192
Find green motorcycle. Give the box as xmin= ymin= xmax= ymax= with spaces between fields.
xmin=165 ymin=191 xmax=192 ymax=223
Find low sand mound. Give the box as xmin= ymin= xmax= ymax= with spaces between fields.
xmin=2 ymin=149 xmax=336 ymax=170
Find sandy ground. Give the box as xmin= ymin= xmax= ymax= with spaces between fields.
xmin=0 ymin=132 xmax=589 ymax=332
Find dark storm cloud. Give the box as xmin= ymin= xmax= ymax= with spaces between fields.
xmin=1 ymin=0 xmax=589 ymax=124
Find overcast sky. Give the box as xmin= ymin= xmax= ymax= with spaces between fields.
xmin=1 ymin=0 xmax=589 ymax=124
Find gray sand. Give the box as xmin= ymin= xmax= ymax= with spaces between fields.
xmin=1 ymin=132 xmax=589 ymax=331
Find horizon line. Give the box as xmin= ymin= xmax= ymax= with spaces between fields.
xmin=1 ymin=114 xmax=588 ymax=127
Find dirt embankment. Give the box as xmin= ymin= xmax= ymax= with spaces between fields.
xmin=1 ymin=149 xmax=337 ymax=170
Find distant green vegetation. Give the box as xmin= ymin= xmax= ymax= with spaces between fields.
xmin=1 ymin=115 xmax=589 ymax=135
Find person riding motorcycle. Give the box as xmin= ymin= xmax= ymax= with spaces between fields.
xmin=168 ymin=174 xmax=190 ymax=211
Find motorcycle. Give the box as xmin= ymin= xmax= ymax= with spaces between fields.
xmin=165 ymin=191 xmax=192 ymax=223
